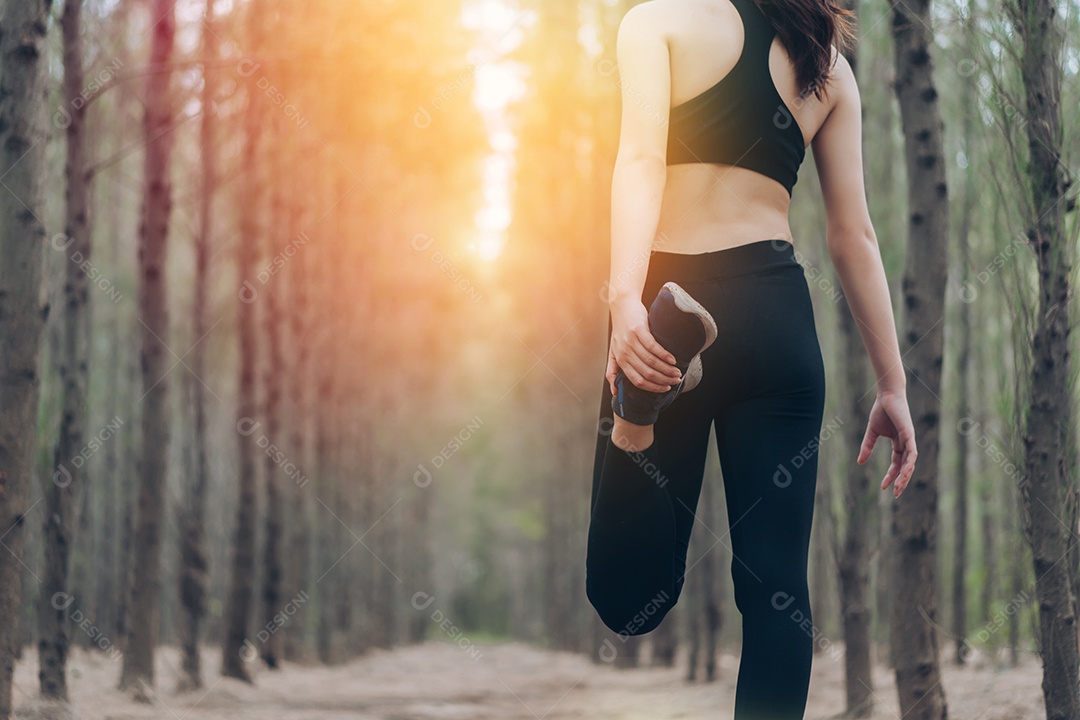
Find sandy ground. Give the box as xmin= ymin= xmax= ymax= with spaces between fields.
xmin=12 ymin=640 xmax=1045 ymax=719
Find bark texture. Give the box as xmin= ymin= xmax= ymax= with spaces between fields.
xmin=38 ymin=0 xmax=91 ymax=700
xmin=283 ymin=178 xmax=311 ymax=661
xmin=0 ymin=0 xmax=52 ymax=717
xmin=889 ymin=0 xmax=950 ymax=717
xmin=838 ymin=292 xmax=876 ymax=715
xmin=1009 ymin=0 xmax=1079 ymax=715
xmin=176 ymin=0 xmax=217 ymax=691
xmin=119 ymin=0 xmax=177 ymax=696
xmin=221 ymin=0 xmax=264 ymax=683
xmin=260 ymin=131 xmax=286 ymax=669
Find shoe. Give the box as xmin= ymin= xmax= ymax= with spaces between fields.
xmin=611 ymin=282 xmax=717 ymax=425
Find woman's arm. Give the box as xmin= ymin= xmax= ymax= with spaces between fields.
xmin=605 ymin=4 xmax=682 ymax=395
xmin=608 ymin=3 xmax=669 ymax=305
xmin=812 ymin=51 xmax=918 ymax=497
xmin=813 ymin=53 xmax=905 ymax=393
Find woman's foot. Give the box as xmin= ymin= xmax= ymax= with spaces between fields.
xmin=611 ymin=282 xmax=717 ymax=426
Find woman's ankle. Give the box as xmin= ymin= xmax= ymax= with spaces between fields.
xmin=612 ymin=415 xmax=654 ymax=452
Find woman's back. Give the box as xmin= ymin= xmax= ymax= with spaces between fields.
xmin=617 ymin=0 xmax=859 ymax=254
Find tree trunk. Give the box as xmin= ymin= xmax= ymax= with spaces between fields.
xmin=1008 ymin=517 xmax=1022 ymax=668
xmin=979 ymin=471 xmax=995 ymax=629
xmin=322 ymin=177 xmax=353 ymax=662
xmin=876 ymin=490 xmax=891 ymax=668
xmin=651 ymin=611 xmax=677 ymax=667
xmin=333 ymin=399 xmax=355 ymax=656
xmin=176 ymin=0 xmax=217 ymax=691
xmin=950 ymin=61 xmax=977 ymax=665
xmin=283 ymin=177 xmax=311 ymax=662
xmin=119 ymin=0 xmax=177 ymax=697
xmin=38 ymin=0 xmax=90 ymax=700
xmin=221 ymin=0 xmax=265 ymax=683
xmin=838 ymin=292 xmax=875 ymax=715
xmin=1009 ymin=0 xmax=1079 ymax=715
xmin=259 ymin=113 xmax=287 ymax=670
xmin=831 ymin=8 xmax=874 ymax=711
xmin=888 ymin=1 xmax=950 ymax=717
xmin=110 ymin=0 xmax=137 ymax=658
xmin=314 ymin=363 xmax=335 ymax=663
xmin=0 ymin=1 xmax=52 ymax=716
xmin=951 ymin=233 xmax=971 ymax=667
xmin=613 ymin=634 xmax=643 ymax=669
xmin=313 ymin=228 xmax=341 ymax=662
xmin=116 ymin=450 xmax=136 ymax=655
xmin=407 ymin=477 xmax=432 ymax=645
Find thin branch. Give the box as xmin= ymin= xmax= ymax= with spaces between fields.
xmin=88 ymin=109 xmax=203 ymax=177
xmin=82 ymin=52 xmax=337 ymax=109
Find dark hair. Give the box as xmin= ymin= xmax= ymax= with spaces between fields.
xmin=754 ymin=0 xmax=857 ymax=101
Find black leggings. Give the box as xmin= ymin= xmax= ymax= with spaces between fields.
xmin=586 ymin=239 xmax=826 ymax=720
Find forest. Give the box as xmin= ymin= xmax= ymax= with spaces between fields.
xmin=0 ymin=0 xmax=1077 ymax=718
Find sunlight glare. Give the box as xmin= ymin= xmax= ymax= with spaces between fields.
xmin=461 ymin=0 xmax=519 ymax=33
xmin=474 ymin=63 xmax=526 ymax=112
xmin=491 ymin=129 xmax=517 ymax=153
xmin=463 ymin=0 xmax=521 ymax=263
xmin=470 ymin=232 xmax=504 ymax=262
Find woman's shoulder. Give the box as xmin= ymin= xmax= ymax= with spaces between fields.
xmin=619 ymin=0 xmax=738 ymax=52
xmin=619 ymin=0 xmax=674 ymax=33
xmin=822 ymin=47 xmax=856 ymax=111
xmin=619 ymin=0 xmax=717 ymax=34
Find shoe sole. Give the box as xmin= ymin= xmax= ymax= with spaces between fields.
xmin=682 ymin=353 xmax=703 ymax=393
xmin=662 ymin=281 xmax=718 ymax=351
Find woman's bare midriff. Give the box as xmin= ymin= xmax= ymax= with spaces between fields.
xmin=653 ymin=163 xmax=797 ymax=254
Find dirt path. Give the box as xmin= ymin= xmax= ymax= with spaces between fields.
xmin=12 ymin=640 xmax=1044 ymax=719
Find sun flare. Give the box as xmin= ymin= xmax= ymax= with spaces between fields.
xmin=462 ymin=0 xmax=526 ymax=263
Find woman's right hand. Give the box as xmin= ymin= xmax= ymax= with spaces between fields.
xmin=606 ymin=298 xmax=682 ymax=396
xmin=857 ymin=388 xmax=918 ymax=498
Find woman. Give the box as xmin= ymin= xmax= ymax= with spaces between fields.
xmin=585 ymin=0 xmax=918 ymax=717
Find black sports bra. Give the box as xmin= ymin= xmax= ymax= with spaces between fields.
xmin=666 ymin=0 xmax=806 ymax=196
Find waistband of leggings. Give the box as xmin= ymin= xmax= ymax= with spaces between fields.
xmin=647 ymin=239 xmax=800 ymax=281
